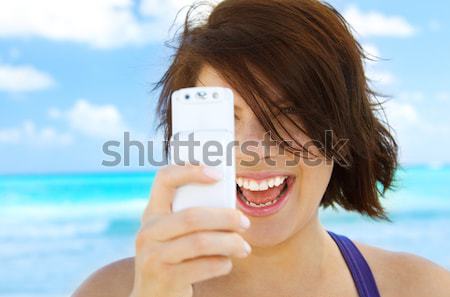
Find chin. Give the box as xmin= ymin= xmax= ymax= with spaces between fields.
xmin=236 ymin=178 xmax=305 ymax=247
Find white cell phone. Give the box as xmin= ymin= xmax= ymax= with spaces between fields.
xmin=169 ymin=86 xmax=236 ymax=212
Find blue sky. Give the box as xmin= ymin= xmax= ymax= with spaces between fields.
xmin=0 ymin=0 xmax=449 ymax=174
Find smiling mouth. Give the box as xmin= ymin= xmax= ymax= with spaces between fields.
xmin=236 ymin=175 xmax=293 ymax=208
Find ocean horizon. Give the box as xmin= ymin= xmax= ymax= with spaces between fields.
xmin=1 ymin=164 xmax=449 ymax=297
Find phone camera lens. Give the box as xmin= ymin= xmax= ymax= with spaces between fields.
xmin=184 ymin=94 xmax=190 ymax=100
xmin=212 ymin=92 xmax=219 ymax=99
xmin=197 ymin=91 xmax=207 ymax=99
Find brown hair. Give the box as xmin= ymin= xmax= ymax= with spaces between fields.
xmin=152 ymin=0 xmax=399 ymax=219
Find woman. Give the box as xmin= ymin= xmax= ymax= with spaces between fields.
xmin=73 ymin=1 xmax=450 ymax=296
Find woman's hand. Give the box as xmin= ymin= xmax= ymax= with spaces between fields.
xmin=129 ymin=164 xmax=251 ymax=297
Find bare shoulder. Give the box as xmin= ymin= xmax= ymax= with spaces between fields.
xmin=71 ymin=256 xmax=135 ymax=297
xmin=355 ymin=242 xmax=450 ymax=297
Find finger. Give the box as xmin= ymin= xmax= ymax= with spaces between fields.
xmin=169 ymin=255 xmax=233 ymax=284
xmin=160 ymin=231 xmax=251 ymax=264
xmin=143 ymin=207 xmax=250 ymax=241
xmin=143 ymin=163 xmax=222 ymax=218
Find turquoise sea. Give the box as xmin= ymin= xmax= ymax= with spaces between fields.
xmin=0 ymin=165 xmax=449 ymax=297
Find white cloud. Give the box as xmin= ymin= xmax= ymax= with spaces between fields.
xmin=362 ymin=43 xmax=381 ymax=62
xmin=380 ymin=99 xmax=421 ymax=164
xmin=384 ymin=100 xmax=419 ymax=125
xmin=374 ymin=97 xmax=419 ymax=139
xmin=0 ymin=121 xmax=73 ymax=146
xmin=343 ymin=5 xmax=416 ymax=37
xmin=0 ymin=0 xmax=148 ymax=48
xmin=1 ymin=99 xmax=134 ymax=147
xmin=52 ymin=99 xmax=128 ymax=138
xmin=376 ymin=90 xmax=450 ymax=166
xmin=361 ymin=43 xmax=396 ymax=86
xmin=139 ymin=0 xmax=219 ymax=42
xmin=140 ymin=0 xmax=196 ymax=17
xmin=397 ymin=91 xmax=424 ymax=102
xmin=436 ymin=91 xmax=450 ymax=102
xmin=366 ymin=68 xmax=396 ymax=85
xmin=0 ymin=0 xmax=219 ymax=48
xmin=0 ymin=64 xmax=54 ymax=92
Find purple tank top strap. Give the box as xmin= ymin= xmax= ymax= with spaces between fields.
xmin=328 ymin=231 xmax=381 ymax=297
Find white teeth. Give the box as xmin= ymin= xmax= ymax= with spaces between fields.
xmin=249 ymin=180 xmax=258 ymax=191
xmin=249 ymin=201 xmax=258 ymax=207
xmin=263 ymin=200 xmax=274 ymax=206
xmin=259 ymin=180 xmax=268 ymax=191
xmin=274 ymin=177 xmax=280 ymax=187
xmin=236 ymin=175 xmax=288 ymax=191
xmin=239 ymin=193 xmax=280 ymax=208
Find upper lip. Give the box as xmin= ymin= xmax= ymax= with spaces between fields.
xmin=236 ymin=171 xmax=294 ymax=181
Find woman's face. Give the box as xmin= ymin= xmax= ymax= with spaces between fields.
xmin=195 ymin=65 xmax=333 ymax=247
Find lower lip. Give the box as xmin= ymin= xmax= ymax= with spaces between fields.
xmin=236 ymin=176 xmax=295 ymax=217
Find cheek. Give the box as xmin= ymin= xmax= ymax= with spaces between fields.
xmin=296 ymin=158 xmax=333 ymax=207
xmin=235 ymin=117 xmax=266 ymax=140
xmin=234 ymin=122 xmax=245 ymax=143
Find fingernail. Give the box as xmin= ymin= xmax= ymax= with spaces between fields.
xmin=243 ymin=241 xmax=252 ymax=255
xmin=202 ymin=166 xmax=223 ymax=180
xmin=239 ymin=213 xmax=251 ymax=229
